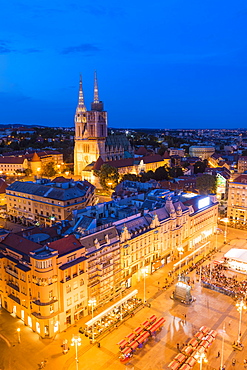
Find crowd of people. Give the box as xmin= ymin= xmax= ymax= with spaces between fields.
xmin=197 ymin=263 xmax=247 ymax=299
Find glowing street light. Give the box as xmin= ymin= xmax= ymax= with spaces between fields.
xmin=236 ymin=298 xmax=246 ymax=346
xmin=177 ymin=246 xmax=184 ymax=277
xmin=141 ymin=267 xmax=148 ymax=304
xmin=220 ymin=323 xmax=226 ymax=370
xmin=71 ymin=335 xmax=81 ymax=370
xmin=195 ymin=352 xmax=208 ymax=370
xmin=220 ymin=217 xmax=229 ymax=244
xmin=88 ymin=298 xmax=96 ymax=343
xmin=17 ymin=327 xmax=21 ymax=343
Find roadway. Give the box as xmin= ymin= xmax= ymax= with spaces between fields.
xmin=0 ymin=227 xmax=247 ymax=369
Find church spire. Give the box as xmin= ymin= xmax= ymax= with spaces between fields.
xmin=93 ymin=71 xmax=99 ymax=104
xmin=91 ymin=72 xmax=103 ymax=112
xmin=77 ymin=75 xmax=86 ymax=112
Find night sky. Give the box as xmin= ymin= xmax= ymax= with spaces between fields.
xmin=0 ymin=1 xmax=247 ymax=129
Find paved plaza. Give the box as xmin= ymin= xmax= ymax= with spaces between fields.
xmin=1 ymin=227 xmax=247 ymax=370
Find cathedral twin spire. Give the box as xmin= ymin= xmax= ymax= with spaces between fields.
xmin=77 ymin=72 xmax=100 ymax=113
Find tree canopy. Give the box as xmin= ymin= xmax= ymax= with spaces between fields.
xmin=196 ymin=174 xmax=216 ymax=195
xmin=41 ymin=161 xmax=57 ymax=178
xmin=94 ymin=164 xmax=119 ymax=190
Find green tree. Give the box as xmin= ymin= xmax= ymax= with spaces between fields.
xmin=154 ymin=166 xmax=169 ymax=181
xmin=196 ymin=174 xmax=216 ymax=195
xmin=194 ymin=160 xmax=207 ymax=174
xmin=120 ymin=173 xmax=140 ymax=182
xmin=41 ymin=161 xmax=57 ymax=178
xmin=94 ymin=164 xmax=119 ymax=190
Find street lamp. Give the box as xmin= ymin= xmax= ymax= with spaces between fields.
xmin=220 ymin=323 xmax=226 ymax=370
xmin=141 ymin=267 xmax=148 ymax=304
xmin=220 ymin=217 xmax=229 ymax=244
xmin=195 ymin=352 xmax=208 ymax=370
xmin=88 ymin=298 xmax=96 ymax=343
xmin=177 ymin=246 xmax=184 ymax=277
xmin=17 ymin=327 xmax=21 ymax=343
xmin=236 ymin=298 xmax=246 ymax=346
xmin=71 ymin=335 xmax=81 ymax=370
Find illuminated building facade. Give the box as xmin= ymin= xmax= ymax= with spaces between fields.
xmin=227 ymin=174 xmax=247 ymax=224
xmin=6 ymin=178 xmax=95 ymax=226
xmin=189 ymin=146 xmax=215 ymax=160
xmin=0 ymin=193 xmax=218 ymax=338
xmin=74 ymin=73 xmax=133 ymax=178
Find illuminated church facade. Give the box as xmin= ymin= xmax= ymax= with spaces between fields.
xmin=74 ymin=73 xmax=133 ymax=178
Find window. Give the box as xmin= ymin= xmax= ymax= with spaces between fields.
xmin=73 ymin=281 xmax=78 ymax=289
xmin=74 ymin=294 xmax=78 ymax=302
xmin=49 ymin=290 xmax=53 ymax=299
xmin=80 ymin=279 xmax=84 ymax=286
xmin=35 ymin=259 xmax=52 ymax=269
xmin=66 ymin=285 xmax=71 ymax=293
xmin=67 ymin=297 xmax=72 ymax=306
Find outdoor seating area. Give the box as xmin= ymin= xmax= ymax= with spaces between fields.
xmin=81 ymin=290 xmax=143 ymax=339
xmin=117 ymin=315 xmax=166 ymax=362
xmin=168 ymin=326 xmax=217 ymax=370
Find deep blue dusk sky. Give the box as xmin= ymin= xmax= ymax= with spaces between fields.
xmin=0 ymin=1 xmax=247 ymax=129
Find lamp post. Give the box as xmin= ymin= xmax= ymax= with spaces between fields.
xmin=177 ymin=246 xmax=184 ymax=277
xmin=220 ymin=217 xmax=229 ymax=244
xmin=71 ymin=335 xmax=81 ymax=370
xmin=236 ymin=298 xmax=246 ymax=346
xmin=88 ymin=298 xmax=96 ymax=343
xmin=195 ymin=352 xmax=207 ymax=370
xmin=220 ymin=323 xmax=226 ymax=370
xmin=17 ymin=327 xmax=21 ymax=343
xmin=141 ymin=267 xmax=148 ymax=304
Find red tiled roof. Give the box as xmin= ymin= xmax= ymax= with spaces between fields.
xmin=48 ymin=234 xmax=81 ymax=255
xmin=0 ymin=178 xmax=7 ymax=193
xmin=135 ymin=146 xmax=149 ymax=155
xmin=93 ymin=156 xmax=104 ymax=170
xmin=0 ymin=156 xmax=26 ymax=164
xmin=0 ymin=233 xmax=41 ymax=255
xmin=31 ymin=152 xmax=40 ymax=162
xmin=52 ymin=176 xmax=70 ymax=183
xmin=233 ymin=174 xmax=247 ymax=184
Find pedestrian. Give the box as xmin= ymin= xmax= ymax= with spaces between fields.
xmin=177 ymin=343 xmax=179 ymax=350
xmin=217 ymin=351 xmax=220 ymax=358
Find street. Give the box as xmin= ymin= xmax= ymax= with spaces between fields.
xmin=1 ymin=227 xmax=247 ymax=369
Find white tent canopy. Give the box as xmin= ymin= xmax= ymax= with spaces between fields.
xmin=224 ymin=248 xmax=247 ymax=264
xmin=85 ymin=289 xmax=138 ymax=328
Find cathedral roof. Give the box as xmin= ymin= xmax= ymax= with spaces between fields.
xmin=93 ymin=156 xmax=104 ymax=170
xmin=105 ymin=134 xmax=131 ymax=151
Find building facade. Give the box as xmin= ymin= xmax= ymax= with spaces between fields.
xmin=6 ymin=178 xmax=95 ymax=226
xmin=227 ymin=175 xmax=247 ymax=225
xmin=0 ymin=192 xmax=218 ymax=338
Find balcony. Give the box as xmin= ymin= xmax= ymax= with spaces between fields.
xmin=7 ymin=281 xmax=20 ymax=292
xmin=5 ymin=266 xmax=18 ymax=278
xmin=8 ymin=294 xmax=20 ymax=304
xmin=32 ymin=297 xmax=58 ymax=306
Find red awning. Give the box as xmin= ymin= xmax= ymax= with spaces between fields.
xmin=181 ymin=346 xmax=193 ymax=356
xmin=126 ymin=333 xmax=136 ymax=342
xmin=204 ymin=335 xmax=214 ymax=344
xmin=194 ymin=332 xmax=204 ymax=340
xmin=199 ymin=326 xmax=210 ymax=334
xmin=122 ymin=347 xmax=132 ymax=355
xmin=188 ymin=338 xmax=198 ymax=347
xmin=200 ymin=340 xmax=210 ymax=348
xmin=142 ymin=320 xmax=150 ymax=327
xmin=174 ymin=353 xmax=186 ymax=363
xmin=135 ymin=335 xmax=145 ymax=344
xmin=117 ymin=339 xmax=128 ymax=348
xmin=141 ymin=332 xmax=150 ymax=341
xmin=134 ymin=327 xmax=143 ymax=335
xmin=155 ymin=317 xmax=166 ymax=327
xmin=168 ymin=360 xmax=181 ymax=370
xmin=180 ymin=364 xmax=192 ymax=370
xmin=208 ymin=329 xmax=217 ymax=338
xmin=185 ymin=357 xmax=197 ymax=367
xmin=149 ymin=315 xmax=157 ymax=322
xmin=129 ymin=340 xmax=139 ymax=350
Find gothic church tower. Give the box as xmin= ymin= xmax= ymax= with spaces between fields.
xmin=74 ymin=73 xmax=107 ymax=176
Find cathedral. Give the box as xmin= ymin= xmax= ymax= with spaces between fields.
xmin=74 ymin=73 xmax=133 ymax=178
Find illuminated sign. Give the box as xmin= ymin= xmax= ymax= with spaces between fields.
xmin=198 ymin=197 xmax=210 ymax=209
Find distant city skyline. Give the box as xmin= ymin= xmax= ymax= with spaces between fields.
xmin=0 ymin=1 xmax=247 ymax=129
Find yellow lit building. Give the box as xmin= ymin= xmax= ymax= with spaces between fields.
xmin=6 ymin=178 xmax=95 ymax=226
xmin=227 ymin=174 xmax=247 ymax=224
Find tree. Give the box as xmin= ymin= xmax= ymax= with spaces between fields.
xmin=120 ymin=173 xmax=140 ymax=182
xmin=154 ymin=166 xmax=169 ymax=181
xmin=194 ymin=160 xmax=207 ymax=174
xmin=41 ymin=161 xmax=57 ymax=178
xmin=169 ymin=167 xmax=183 ymax=178
xmin=94 ymin=164 xmax=119 ymax=190
xmin=196 ymin=174 xmax=216 ymax=195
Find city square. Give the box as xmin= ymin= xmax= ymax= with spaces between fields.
xmin=1 ymin=227 xmax=247 ymax=370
